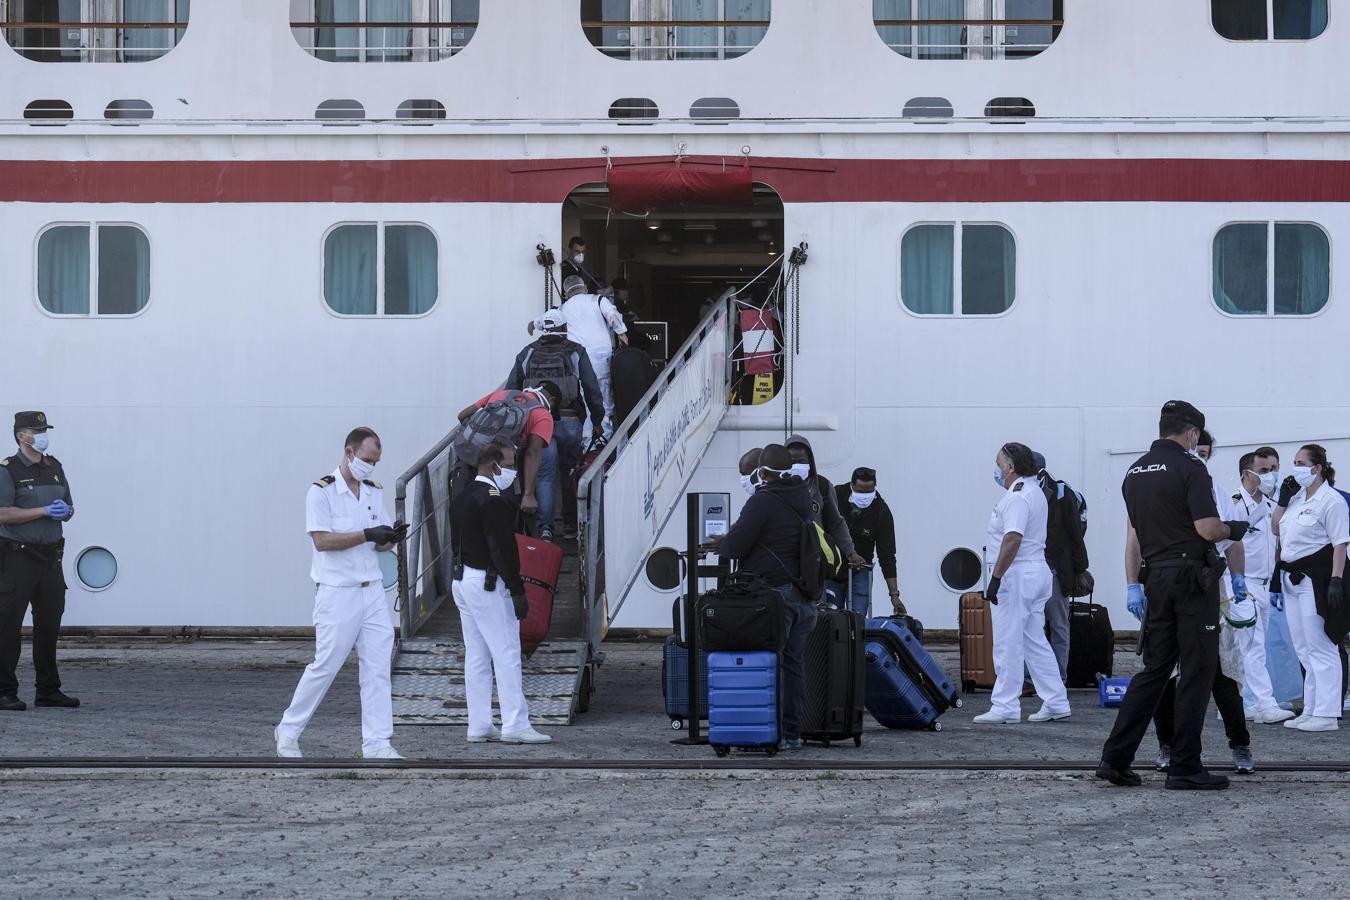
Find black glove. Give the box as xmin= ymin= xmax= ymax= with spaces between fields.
xmin=985 ymin=575 xmax=1001 ymax=606
xmin=1329 ymin=577 xmax=1345 ymax=613
xmin=364 ymin=525 xmax=401 ymax=545
xmin=511 ymin=591 xmax=530 ymax=621
xmin=1277 ymin=476 xmax=1300 ymax=508
xmin=1222 ymin=520 xmax=1249 ymax=542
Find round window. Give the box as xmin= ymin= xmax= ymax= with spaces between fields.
xmin=645 ymin=546 xmax=682 ymax=593
xmin=76 ymin=546 xmax=118 ymax=591
xmin=940 ymin=548 xmax=981 ymax=592
xmin=378 ymin=551 xmax=398 ymax=591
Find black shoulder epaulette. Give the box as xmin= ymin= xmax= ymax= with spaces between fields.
xmin=1012 ymin=482 xmax=1024 ymax=492
xmin=363 ymin=479 xmax=382 ymax=490
xmin=0 ymin=457 xmax=8 ymax=467
xmin=313 ymin=474 xmax=336 ymax=488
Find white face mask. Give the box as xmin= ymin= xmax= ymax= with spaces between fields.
xmin=739 ymin=473 xmax=758 ymax=497
xmin=850 ymin=491 xmax=876 ymax=509
xmin=788 ymin=462 xmax=811 ymax=482
xmin=348 ymin=455 xmax=376 ymax=482
xmin=1292 ymin=465 xmax=1317 ymax=489
xmin=29 ymin=432 xmax=49 ymax=454
xmin=1257 ymin=471 xmax=1279 ymax=496
xmin=572 ymin=252 xmax=584 ymax=264
xmin=492 ymin=465 xmax=518 ymax=493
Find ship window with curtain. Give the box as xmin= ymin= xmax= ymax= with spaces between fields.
xmin=1212 ymin=0 xmax=1327 ymax=41
xmin=901 ymin=222 xmax=1015 ymax=316
xmin=291 ymin=0 xmax=478 ymax=62
xmin=874 ymin=0 xmax=1061 ymax=60
xmin=1213 ymin=222 xmax=1329 ymax=317
xmin=37 ymin=223 xmax=150 ymax=316
xmin=2 ymin=0 xmax=190 ymax=62
xmin=324 ymin=223 xmax=438 ymax=316
xmin=581 ymin=0 xmax=770 ymax=61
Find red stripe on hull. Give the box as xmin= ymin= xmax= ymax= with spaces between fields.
xmin=3 ymin=156 xmax=1350 ymax=203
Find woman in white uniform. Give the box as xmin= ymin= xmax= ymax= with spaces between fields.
xmin=1273 ymin=444 xmax=1349 ymax=732
xmin=975 ymin=443 xmax=1072 ymax=725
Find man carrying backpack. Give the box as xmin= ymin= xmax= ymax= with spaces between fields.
xmin=456 ymin=383 xmax=560 ymax=521
xmin=1033 ymin=451 xmax=1092 ymax=684
xmin=506 ymin=311 xmax=603 ymax=541
xmin=710 ymin=444 xmax=818 ymax=752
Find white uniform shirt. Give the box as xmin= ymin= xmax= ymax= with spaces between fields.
xmin=1280 ymin=484 xmax=1350 ymax=563
xmin=306 ymin=468 xmax=392 ymax=587
xmin=548 ymin=292 xmax=626 ymax=358
xmin=984 ymin=475 xmax=1049 ymax=569
xmin=1211 ymin=481 xmax=1234 ymax=555
xmin=1232 ymin=488 xmax=1277 ymax=580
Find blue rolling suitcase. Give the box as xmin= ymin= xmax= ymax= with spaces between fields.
xmin=864 ymin=617 xmax=962 ymax=731
xmin=708 ymin=651 xmax=779 ymax=756
xmin=662 ymin=635 xmax=708 ymax=730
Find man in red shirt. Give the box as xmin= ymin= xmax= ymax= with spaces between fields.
xmin=457 ymin=385 xmax=557 ymax=518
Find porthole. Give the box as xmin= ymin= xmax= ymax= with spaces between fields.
xmin=903 ymin=96 xmax=953 ymax=118
xmin=939 ymin=548 xmax=981 ymax=592
xmin=105 ymin=99 xmax=154 ymax=120
xmin=76 ymin=547 xmax=118 ymax=591
xmin=985 ymin=97 xmax=1035 ymax=118
xmin=24 ymin=99 xmax=73 ymax=121
xmin=645 ymin=546 xmax=682 ymax=593
xmin=397 ymin=99 xmax=446 ymax=120
xmin=691 ymin=97 xmax=740 ymax=119
xmin=378 ymin=551 xmax=399 ymax=591
xmin=316 ymin=99 xmax=365 ymax=121
xmin=609 ymin=97 xmax=658 ymax=120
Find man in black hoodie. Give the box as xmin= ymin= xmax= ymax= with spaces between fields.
xmin=829 ymin=467 xmax=904 ymax=617
xmin=715 ymin=443 xmax=817 ymax=752
xmin=785 ymin=434 xmax=864 ymax=577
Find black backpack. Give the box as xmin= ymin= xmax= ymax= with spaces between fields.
xmin=765 ymin=491 xmax=844 ymax=600
xmin=522 ymin=338 xmax=581 ymax=412
xmin=453 ymin=392 xmax=545 ymax=466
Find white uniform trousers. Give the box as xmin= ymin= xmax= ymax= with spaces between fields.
xmin=1233 ymin=578 xmax=1277 ymax=711
xmin=279 ymin=582 xmax=395 ymax=752
xmin=586 ymin=348 xmax=614 ymax=436
xmin=452 ymin=567 xmax=531 ymax=736
xmin=989 ymin=563 xmax=1069 ymax=719
xmin=1282 ymin=573 xmax=1343 ymax=718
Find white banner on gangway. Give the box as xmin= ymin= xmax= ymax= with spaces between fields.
xmin=602 ymin=312 xmax=729 ymax=621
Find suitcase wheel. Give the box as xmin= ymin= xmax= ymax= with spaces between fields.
xmin=765 ymin=747 xmax=778 ymax=757
xmin=953 ymin=697 xmax=964 ymax=709
xmin=853 ymin=735 xmax=862 ymax=748
xmin=670 ymin=718 xmax=684 ymax=731
xmin=962 ymin=680 xmax=976 ymax=694
xmin=822 ymin=740 xmax=831 ymax=748
xmin=929 ymin=721 xmax=943 ymax=732
xmin=713 ymin=745 xmax=730 ymax=758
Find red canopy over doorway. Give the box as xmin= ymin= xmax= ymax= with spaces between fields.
xmin=606 ymin=161 xmax=754 ymax=214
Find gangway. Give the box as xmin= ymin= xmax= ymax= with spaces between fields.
xmin=388 ymin=279 xmax=763 ymax=725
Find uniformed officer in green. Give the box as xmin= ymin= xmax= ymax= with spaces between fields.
xmin=0 ymin=411 xmax=79 ymax=711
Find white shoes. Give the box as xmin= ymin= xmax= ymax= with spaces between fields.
xmin=274 ymin=726 xmax=302 ymax=759
xmin=1254 ymin=706 xmax=1296 ymax=724
xmin=363 ymin=744 xmax=406 ymax=759
xmin=1028 ymin=706 xmax=1072 ymax=723
xmin=500 ymin=726 xmax=553 ymax=744
xmin=973 ymin=711 xmax=1020 ymax=725
xmin=1284 ymin=713 xmax=1310 ymax=729
xmin=1295 ymin=716 xmax=1339 ymax=733
xmin=466 ymin=726 xmax=503 ymax=744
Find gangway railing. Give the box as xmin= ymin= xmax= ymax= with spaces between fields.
xmin=576 ymin=298 xmax=735 ymax=643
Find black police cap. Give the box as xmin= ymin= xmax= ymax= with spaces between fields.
xmin=13 ymin=410 xmax=52 ymax=430
xmin=1159 ymin=400 xmax=1204 ymax=431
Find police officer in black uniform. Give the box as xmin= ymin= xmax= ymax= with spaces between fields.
xmin=1097 ymin=401 xmax=1249 ymax=789
xmin=0 ymin=411 xmax=79 ymax=711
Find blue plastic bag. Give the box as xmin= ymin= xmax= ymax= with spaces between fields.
xmin=1098 ymin=676 xmax=1130 ymax=708
xmin=1246 ymin=604 xmax=1304 ymax=707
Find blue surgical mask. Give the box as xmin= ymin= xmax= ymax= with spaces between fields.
xmin=993 ymin=468 xmax=1005 ymax=488
xmin=30 ymin=432 xmax=49 ymax=454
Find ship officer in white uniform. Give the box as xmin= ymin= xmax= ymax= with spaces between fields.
xmin=1273 ymin=444 xmax=1349 ymax=732
xmin=975 ymin=442 xmax=1071 ymax=724
xmin=275 ymin=427 xmax=406 ymax=759
xmin=1231 ymin=447 xmax=1294 ymax=723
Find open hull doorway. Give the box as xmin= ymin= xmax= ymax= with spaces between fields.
xmin=561 ymin=182 xmax=785 ymax=364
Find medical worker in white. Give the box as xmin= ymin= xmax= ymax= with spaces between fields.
xmin=1230 ymin=447 xmax=1295 ymax=723
xmin=531 ymin=275 xmax=627 ymax=436
xmin=275 ymin=427 xmax=405 ymax=759
xmin=450 ymin=443 xmax=551 ymax=744
xmin=975 ymin=442 xmax=1071 ymax=725
xmin=1273 ymin=444 xmax=1349 ymax=733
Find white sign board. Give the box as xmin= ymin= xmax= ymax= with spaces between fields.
xmin=602 ymin=312 xmax=729 ymax=621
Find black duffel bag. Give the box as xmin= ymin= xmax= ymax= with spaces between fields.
xmin=697 ymin=574 xmax=785 ymax=652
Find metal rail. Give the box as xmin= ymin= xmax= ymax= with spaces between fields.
xmin=4 ymin=757 xmax=1350 ymax=773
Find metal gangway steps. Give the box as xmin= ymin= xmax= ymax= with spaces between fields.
xmin=388 ymin=297 xmax=737 ymax=725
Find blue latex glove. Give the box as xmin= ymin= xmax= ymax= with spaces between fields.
xmin=44 ymin=499 xmax=71 ymax=521
xmin=1126 ymin=583 xmax=1146 ymax=621
xmin=1231 ymin=574 xmax=1248 ymax=605
xmin=1269 ymin=590 xmax=1284 ymax=612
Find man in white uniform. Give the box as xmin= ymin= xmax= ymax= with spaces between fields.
xmin=275 ymin=427 xmax=406 ymax=759
xmin=532 ymin=276 xmax=627 ymax=436
xmin=1231 ymin=447 xmax=1294 ymax=723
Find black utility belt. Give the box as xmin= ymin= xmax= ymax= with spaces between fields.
xmin=0 ymin=539 xmax=64 ymax=562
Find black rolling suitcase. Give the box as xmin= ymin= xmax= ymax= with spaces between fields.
xmin=800 ymin=606 xmax=866 ymax=747
xmin=1067 ymin=598 xmax=1114 ymax=687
